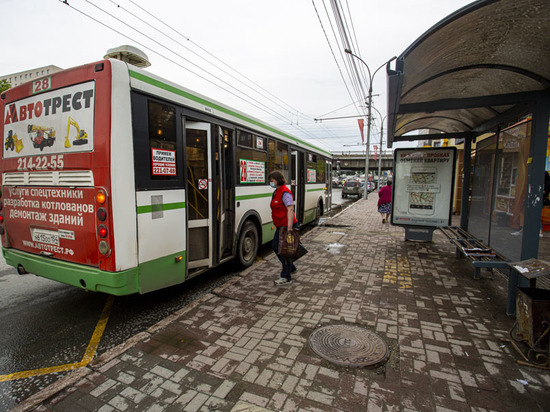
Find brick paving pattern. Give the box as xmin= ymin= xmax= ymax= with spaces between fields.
xmin=18 ymin=197 xmax=550 ymax=411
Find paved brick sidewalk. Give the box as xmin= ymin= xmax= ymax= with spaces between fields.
xmin=16 ymin=198 xmax=550 ymax=411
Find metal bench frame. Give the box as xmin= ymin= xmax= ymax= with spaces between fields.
xmin=439 ymin=226 xmax=510 ymax=279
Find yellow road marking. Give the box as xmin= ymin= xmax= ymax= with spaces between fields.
xmin=383 ymin=256 xmax=412 ymax=289
xmin=81 ymin=295 xmax=114 ymax=363
xmin=0 ymin=362 xmax=86 ymax=382
xmin=0 ymin=295 xmax=114 ymax=382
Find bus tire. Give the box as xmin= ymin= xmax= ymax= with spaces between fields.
xmin=237 ymin=221 xmax=259 ymax=267
xmin=314 ymin=200 xmax=323 ymax=225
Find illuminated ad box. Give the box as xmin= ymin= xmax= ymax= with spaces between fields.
xmin=392 ymin=147 xmax=457 ymax=228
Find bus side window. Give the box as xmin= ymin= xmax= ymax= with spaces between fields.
xmin=131 ymin=93 xmax=184 ymax=190
xmin=236 ymin=130 xmax=267 ymax=185
xmin=148 ymin=101 xmax=176 ymax=153
xmin=268 ymin=140 xmax=290 ymax=183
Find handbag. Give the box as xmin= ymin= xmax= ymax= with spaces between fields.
xmin=278 ymin=227 xmax=300 ymax=258
xmin=295 ymin=243 xmax=308 ymax=261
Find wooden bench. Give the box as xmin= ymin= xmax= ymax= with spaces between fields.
xmin=439 ymin=226 xmax=510 ymax=279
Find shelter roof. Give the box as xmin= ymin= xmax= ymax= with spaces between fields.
xmin=387 ymin=0 xmax=550 ymax=146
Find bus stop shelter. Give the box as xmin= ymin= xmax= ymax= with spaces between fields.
xmin=386 ymin=0 xmax=550 ymax=311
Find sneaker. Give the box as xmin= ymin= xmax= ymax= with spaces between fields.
xmin=382 ymin=218 xmax=386 ymax=223
xmin=291 ymin=266 xmax=298 ymax=273
xmin=274 ymin=277 xmax=292 ymax=286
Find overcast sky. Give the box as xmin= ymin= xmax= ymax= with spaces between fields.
xmin=3 ymin=0 xmax=473 ymax=153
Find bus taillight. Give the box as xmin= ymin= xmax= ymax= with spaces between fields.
xmin=96 ymin=189 xmax=110 ymax=256
xmin=97 ymin=208 xmax=107 ymax=221
xmin=98 ymin=241 xmax=109 ymax=256
xmin=96 ymin=191 xmax=106 ymax=205
xmin=98 ymin=225 xmax=108 ymax=238
xmin=0 ymin=191 xmax=3 ymax=235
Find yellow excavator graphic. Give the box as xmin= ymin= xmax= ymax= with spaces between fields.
xmin=64 ymin=117 xmax=88 ymax=148
xmin=5 ymin=130 xmax=24 ymax=154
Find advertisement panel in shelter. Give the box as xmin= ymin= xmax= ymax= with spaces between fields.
xmin=392 ymin=148 xmax=456 ymax=227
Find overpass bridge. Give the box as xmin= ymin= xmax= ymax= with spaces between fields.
xmin=333 ymin=151 xmax=394 ymax=173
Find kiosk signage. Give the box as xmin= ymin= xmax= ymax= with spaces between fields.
xmin=392 ymin=148 xmax=457 ymax=240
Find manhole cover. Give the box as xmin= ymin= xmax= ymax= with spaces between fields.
xmin=308 ymin=325 xmax=389 ymax=367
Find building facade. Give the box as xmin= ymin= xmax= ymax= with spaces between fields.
xmin=1 ymin=65 xmax=63 ymax=88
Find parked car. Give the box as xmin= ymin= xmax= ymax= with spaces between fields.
xmin=367 ymin=182 xmax=375 ymax=192
xmin=342 ymin=180 xmax=364 ymax=198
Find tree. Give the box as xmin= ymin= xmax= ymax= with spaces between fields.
xmin=0 ymin=79 xmax=11 ymax=93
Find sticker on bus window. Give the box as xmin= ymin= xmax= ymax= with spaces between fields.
xmin=307 ymin=169 xmax=317 ymax=183
xmin=240 ymin=159 xmax=265 ymax=183
xmin=256 ymin=137 xmax=264 ymax=149
xmin=151 ymin=148 xmax=177 ymax=176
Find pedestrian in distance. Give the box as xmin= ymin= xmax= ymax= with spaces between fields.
xmin=378 ymin=179 xmax=392 ymax=223
xmin=268 ymin=171 xmax=298 ymax=286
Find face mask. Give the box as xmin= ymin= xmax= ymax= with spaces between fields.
xmin=269 ymin=182 xmax=276 ymax=189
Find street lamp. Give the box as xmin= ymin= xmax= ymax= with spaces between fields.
xmin=371 ymin=105 xmax=387 ymax=190
xmin=344 ymin=49 xmax=396 ymax=200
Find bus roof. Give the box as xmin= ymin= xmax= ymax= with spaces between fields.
xmin=121 ymin=60 xmax=332 ymax=158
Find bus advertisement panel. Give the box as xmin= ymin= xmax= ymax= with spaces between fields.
xmin=2 ymin=187 xmax=99 ymax=265
xmin=392 ymin=148 xmax=456 ymax=227
xmin=3 ymin=81 xmax=95 ymax=157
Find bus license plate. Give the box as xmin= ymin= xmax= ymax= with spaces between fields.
xmin=32 ymin=229 xmax=60 ymax=246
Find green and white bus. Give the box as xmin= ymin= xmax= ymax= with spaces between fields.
xmin=0 ymin=59 xmax=332 ymax=295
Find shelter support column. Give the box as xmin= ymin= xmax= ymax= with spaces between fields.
xmin=521 ymin=97 xmax=550 ymax=260
xmin=507 ymin=97 xmax=550 ymax=315
xmin=460 ymin=136 xmax=472 ymax=230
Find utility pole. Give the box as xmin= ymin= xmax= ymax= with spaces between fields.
xmin=344 ymin=49 xmax=396 ymax=199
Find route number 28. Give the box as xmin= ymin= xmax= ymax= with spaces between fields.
xmin=32 ymin=77 xmax=52 ymax=94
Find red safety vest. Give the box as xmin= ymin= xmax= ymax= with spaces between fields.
xmin=271 ymin=185 xmax=298 ymax=228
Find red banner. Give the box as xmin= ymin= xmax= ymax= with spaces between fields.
xmin=357 ymin=119 xmax=364 ymax=144
xmin=374 ymin=145 xmax=378 ymax=161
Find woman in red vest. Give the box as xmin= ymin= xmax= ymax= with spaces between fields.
xmin=269 ymin=171 xmax=298 ymax=286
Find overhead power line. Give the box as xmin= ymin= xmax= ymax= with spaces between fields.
xmin=59 ymin=0 xmax=338 ymax=150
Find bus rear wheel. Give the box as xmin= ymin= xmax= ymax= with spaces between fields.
xmin=314 ymin=201 xmax=323 ymax=225
xmin=238 ymin=221 xmax=259 ymax=267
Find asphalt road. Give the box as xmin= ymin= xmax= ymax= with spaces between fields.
xmin=0 ymin=189 xmax=351 ymax=410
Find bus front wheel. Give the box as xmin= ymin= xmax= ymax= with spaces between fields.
xmin=238 ymin=221 xmax=259 ymax=267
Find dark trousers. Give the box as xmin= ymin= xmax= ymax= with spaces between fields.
xmin=272 ymin=223 xmax=298 ymax=280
